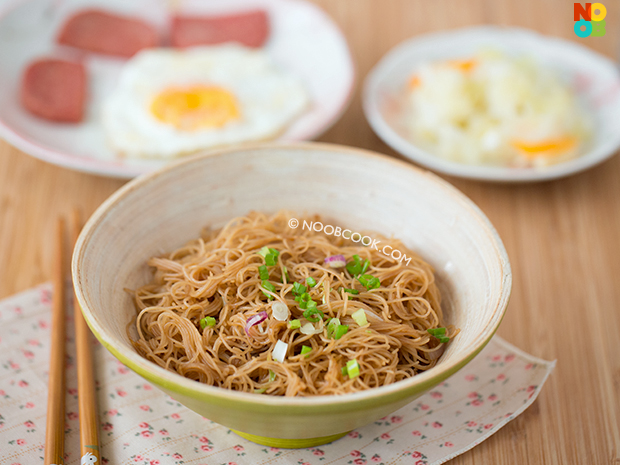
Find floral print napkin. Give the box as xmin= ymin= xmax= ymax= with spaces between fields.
xmin=0 ymin=284 xmax=554 ymax=465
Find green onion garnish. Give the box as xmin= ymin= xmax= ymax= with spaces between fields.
xmin=200 ymin=316 xmax=217 ymax=329
xmin=346 ymin=359 xmax=360 ymax=378
xmin=427 ymin=327 xmax=450 ymax=343
xmin=341 ymin=287 xmax=359 ymax=295
xmin=289 ymin=319 xmax=301 ymax=329
xmin=361 ymin=259 xmax=370 ymax=275
xmin=346 ymin=254 xmax=363 ymax=276
xmin=341 ymin=366 xmax=348 ymax=376
xmin=281 ymin=266 xmax=289 ymax=283
xmin=257 ymin=246 xmax=271 ymax=258
xmin=327 ymin=318 xmax=340 ymax=338
xmin=261 ymin=281 xmax=276 ymax=300
xmin=303 ymin=301 xmax=324 ymax=322
xmin=427 ymin=327 xmax=446 ymax=336
xmin=258 ymin=265 xmax=269 ymax=281
xmin=334 ymin=324 xmax=349 ymax=340
xmin=292 ymin=282 xmax=307 ymax=298
xmin=358 ymin=274 xmax=381 ymax=290
xmin=300 ymin=345 xmax=312 ymax=357
xmin=254 ymin=388 xmax=267 ymax=394
xmin=258 ymin=247 xmax=280 ymax=266
xmin=269 ymin=369 xmax=276 ymax=382
xmin=298 ymin=292 xmax=311 ymax=309
xmin=306 ymin=276 xmax=317 ymax=287
xmin=351 ymin=308 xmax=368 ymax=326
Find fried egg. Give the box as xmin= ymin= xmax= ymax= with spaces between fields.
xmin=102 ymin=45 xmax=310 ymax=158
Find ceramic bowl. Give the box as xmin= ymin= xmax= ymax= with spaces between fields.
xmin=72 ymin=143 xmax=511 ymax=448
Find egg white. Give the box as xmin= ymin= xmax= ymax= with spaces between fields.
xmin=102 ymin=45 xmax=310 ymax=158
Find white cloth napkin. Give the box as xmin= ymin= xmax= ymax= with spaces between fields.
xmin=0 ymin=284 xmax=554 ymax=465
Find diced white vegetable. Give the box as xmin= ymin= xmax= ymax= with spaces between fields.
xmin=273 ymin=340 xmax=288 ymax=363
xmin=271 ymin=302 xmax=290 ymax=321
xmin=351 ymin=308 xmax=369 ymax=326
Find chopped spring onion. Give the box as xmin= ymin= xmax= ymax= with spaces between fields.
xmin=358 ymin=274 xmax=381 ymax=290
xmin=306 ymin=276 xmax=317 ymax=287
xmin=273 ymin=340 xmax=288 ymax=362
xmin=200 ymin=316 xmax=216 ymax=329
xmin=281 ymin=266 xmax=289 ymax=283
xmin=261 ymin=281 xmax=276 ymax=300
xmin=346 ymin=255 xmax=371 ymax=277
xmin=258 ymin=247 xmax=280 ymax=266
xmin=300 ymin=345 xmax=312 ymax=357
xmin=257 ymin=246 xmax=271 ymax=258
xmin=346 ymin=254 xmax=363 ymax=276
xmin=245 ymin=311 xmax=268 ymax=335
xmin=427 ymin=327 xmax=450 ymax=343
xmin=254 ymin=388 xmax=267 ymax=394
xmin=324 ymin=254 xmax=346 ymax=268
xmin=303 ymin=301 xmax=324 ymax=322
xmin=298 ymin=292 xmax=311 ymax=309
xmin=271 ymin=301 xmax=290 ymax=321
xmin=346 ymin=359 xmax=360 ymax=378
xmin=334 ymin=324 xmax=349 ymax=340
xmin=427 ymin=327 xmax=446 ymax=336
xmin=258 ymin=265 xmax=269 ymax=281
xmin=292 ymin=282 xmax=307 ymax=298
xmin=269 ymin=369 xmax=276 ymax=382
xmin=340 ymin=287 xmax=359 ymax=295
xmin=351 ymin=308 xmax=368 ymax=326
xmin=289 ymin=319 xmax=301 ymax=329
xmin=327 ymin=318 xmax=340 ymax=338
xmin=341 ymin=366 xmax=348 ymax=376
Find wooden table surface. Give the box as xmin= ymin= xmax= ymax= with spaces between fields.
xmin=1 ymin=1 xmax=619 ymax=463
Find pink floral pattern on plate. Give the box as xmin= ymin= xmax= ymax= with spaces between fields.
xmin=0 ymin=284 xmax=555 ymax=465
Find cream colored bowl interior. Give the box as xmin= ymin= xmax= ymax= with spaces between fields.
xmin=73 ymin=143 xmax=511 ymax=440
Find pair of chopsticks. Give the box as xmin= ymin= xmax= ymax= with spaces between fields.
xmin=44 ymin=211 xmax=100 ymax=465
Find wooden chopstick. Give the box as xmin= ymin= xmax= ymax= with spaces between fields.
xmin=44 ymin=218 xmax=66 ymax=465
xmin=71 ymin=209 xmax=101 ymax=464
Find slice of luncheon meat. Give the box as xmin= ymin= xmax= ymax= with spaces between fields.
xmin=57 ymin=9 xmax=158 ymax=57
xmin=21 ymin=59 xmax=86 ymax=123
xmin=171 ymin=10 xmax=269 ymax=48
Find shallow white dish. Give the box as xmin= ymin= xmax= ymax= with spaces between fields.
xmin=0 ymin=0 xmax=354 ymax=178
xmin=363 ymin=26 xmax=620 ymax=182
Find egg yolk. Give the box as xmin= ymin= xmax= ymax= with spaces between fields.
xmin=151 ymin=86 xmax=240 ymax=130
xmin=511 ymin=137 xmax=576 ymax=159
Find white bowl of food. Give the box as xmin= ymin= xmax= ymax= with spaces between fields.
xmin=72 ymin=143 xmax=511 ymax=448
xmin=363 ymin=26 xmax=620 ymax=182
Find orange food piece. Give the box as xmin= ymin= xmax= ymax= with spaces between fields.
xmin=447 ymin=59 xmax=477 ymax=72
xmin=408 ymin=75 xmax=421 ymax=89
xmin=511 ymin=137 xmax=576 ymax=158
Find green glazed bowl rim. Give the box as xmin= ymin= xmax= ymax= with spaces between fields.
xmin=72 ymin=141 xmax=512 ymax=413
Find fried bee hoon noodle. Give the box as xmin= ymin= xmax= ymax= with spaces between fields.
xmin=129 ymin=211 xmax=458 ymax=396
